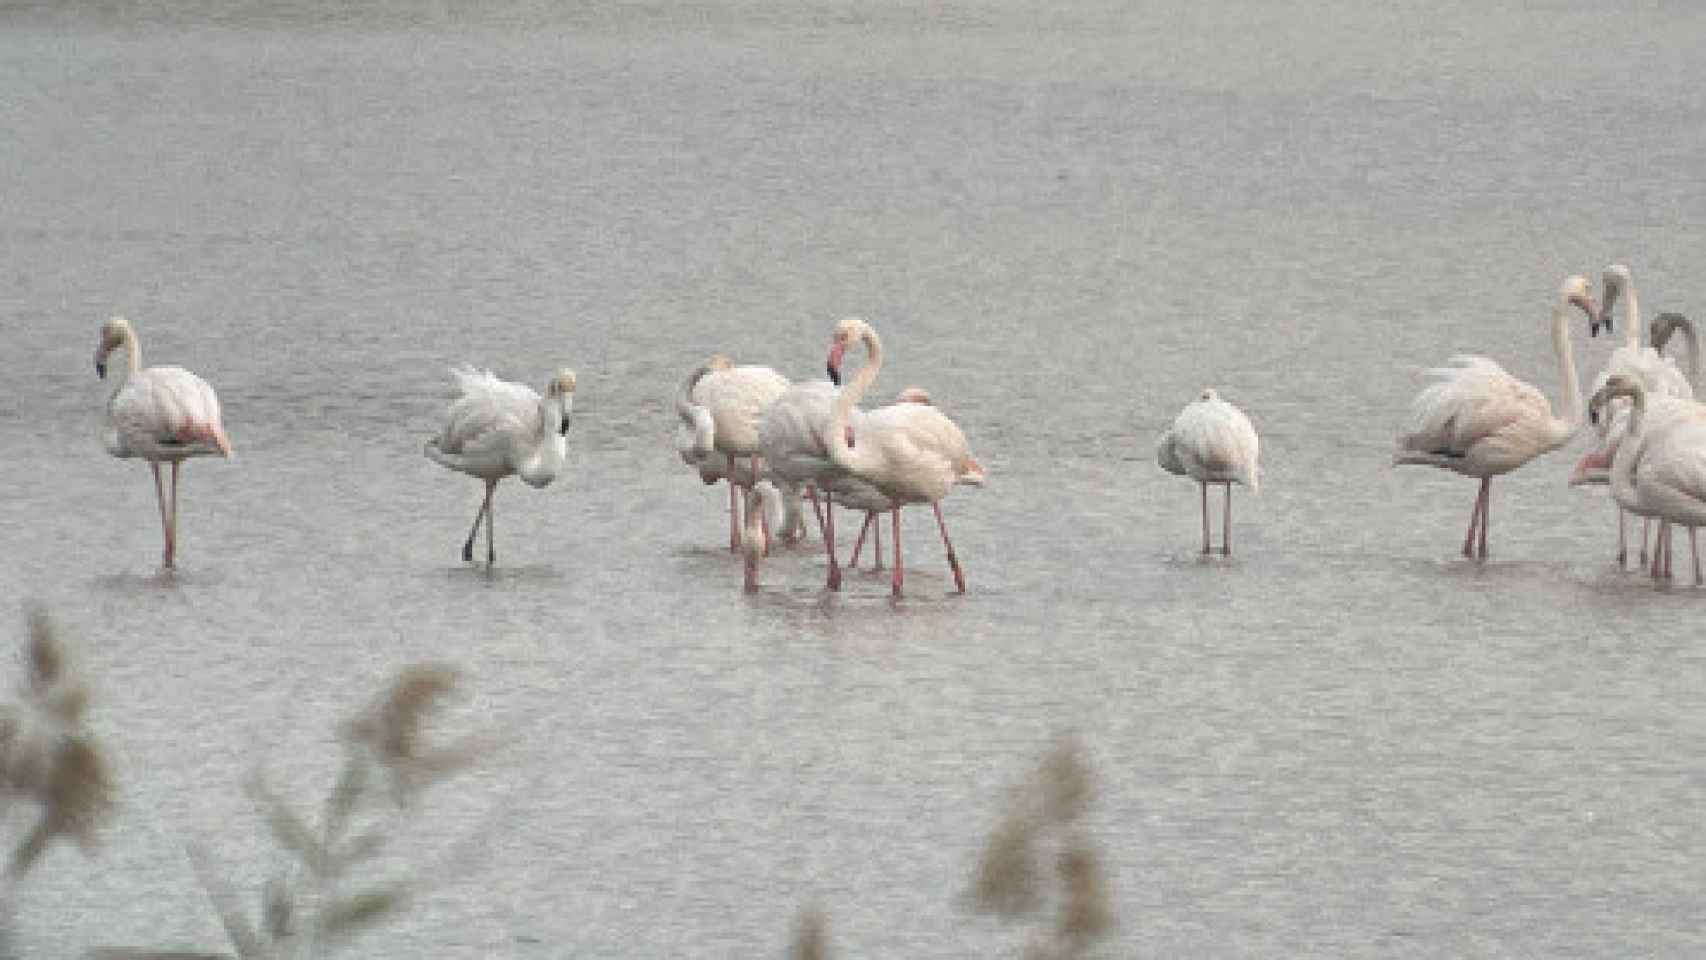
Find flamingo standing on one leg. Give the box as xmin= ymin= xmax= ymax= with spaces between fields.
xmin=824 ymin=319 xmax=985 ymax=597
xmin=94 ymin=316 xmax=233 ymax=568
xmin=1395 ymin=275 xmax=1597 ymax=560
xmin=424 ymin=365 xmax=576 ymax=565
xmin=1156 ymin=388 xmax=1260 ymax=556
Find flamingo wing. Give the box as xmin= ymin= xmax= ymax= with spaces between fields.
xmin=434 ymin=366 xmax=539 ymax=459
xmin=108 ymin=366 xmax=228 ymax=456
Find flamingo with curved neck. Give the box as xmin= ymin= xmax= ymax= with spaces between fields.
xmin=1395 ymin=276 xmax=1595 ymax=559
xmin=94 ymin=315 xmax=232 ymax=568
xmin=824 ymin=318 xmax=984 ymax=596
xmin=1588 ymin=374 xmax=1706 ymax=583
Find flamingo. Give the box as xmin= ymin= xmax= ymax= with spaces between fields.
xmin=689 ymin=357 xmax=790 ymax=552
xmin=757 ymin=377 xmax=851 ymax=586
xmin=675 ymin=356 xmax=795 ymax=544
xmin=1586 ymin=374 xmax=1706 ymax=584
xmin=1395 ymin=275 xmax=1597 ymax=560
xmin=424 ymin=365 xmax=576 ymax=565
xmin=1155 ymin=388 xmax=1260 ymax=556
xmin=93 ymin=316 xmax=233 ymax=568
xmin=823 ymin=318 xmax=985 ymax=597
xmin=1587 ymin=264 xmax=1694 ymax=565
xmin=840 ymin=389 xmax=938 ymax=572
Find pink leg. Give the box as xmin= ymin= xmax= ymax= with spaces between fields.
xmin=872 ymin=515 xmax=884 ymax=570
xmin=1616 ymin=507 xmax=1627 ymax=568
xmin=1200 ymin=482 xmax=1210 ymax=555
xmin=1665 ymin=524 xmax=1674 ymax=579
xmin=728 ymin=469 xmax=741 ymax=553
xmin=752 ymin=456 xmax=770 ymax=557
xmin=1640 ymin=518 xmax=1651 ymax=566
xmin=848 ymin=511 xmax=873 ymax=568
xmin=933 ymin=502 xmax=966 ymax=593
xmin=484 ymin=478 xmax=496 ymax=564
xmin=891 ymin=507 xmax=904 ymax=598
xmin=824 ymin=479 xmax=841 ymax=591
xmin=1692 ymin=528 xmax=1702 ymax=586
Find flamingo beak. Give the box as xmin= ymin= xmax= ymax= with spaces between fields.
xmin=826 ymin=340 xmax=846 ymax=386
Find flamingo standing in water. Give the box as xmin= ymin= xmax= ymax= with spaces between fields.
xmin=740 ymin=481 xmax=784 ymax=592
xmin=824 ymin=318 xmax=985 ymax=597
xmin=1586 ymin=264 xmax=1694 ymax=566
xmin=840 ymin=389 xmax=937 ymax=571
xmin=424 ymin=365 xmax=576 ymax=564
xmin=676 ymin=356 xmax=803 ymax=545
xmin=1587 ymin=374 xmax=1706 ymax=584
xmin=94 ymin=316 xmax=232 ymax=568
xmin=688 ymin=357 xmax=790 ymax=551
xmin=1395 ymin=275 xmax=1597 ymax=560
xmin=1156 ymin=388 xmax=1260 ymax=555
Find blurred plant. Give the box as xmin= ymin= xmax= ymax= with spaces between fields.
xmin=96 ymin=663 xmax=494 ymax=960
xmin=0 ymin=607 xmax=115 ymax=878
xmin=969 ymin=736 xmax=1113 ymax=959
xmin=789 ymin=902 xmax=830 ymax=960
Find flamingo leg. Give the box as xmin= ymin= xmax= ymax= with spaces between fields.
xmin=933 ymin=501 xmax=966 ymax=593
xmin=891 ymin=506 xmax=904 ymax=598
xmin=1200 ymin=482 xmax=1210 ymax=555
xmin=1665 ymin=524 xmax=1674 ymax=579
xmin=1222 ymin=482 xmax=1232 ymax=557
xmin=485 ymin=479 xmax=496 ymax=565
xmin=848 ymin=511 xmax=873 ymax=569
xmin=753 ymin=456 xmax=771 ymax=557
xmin=1462 ymin=478 xmax=1487 ymax=559
xmin=1693 ymin=528 xmax=1703 ymax=586
xmin=150 ymin=462 xmax=172 ymax=567
xmin=1616 ymin=507 xmax=1627 ymax=568
xmin=1640 ymin=518 xmax=1650 ymax=567
xmin=805 ymin=483 xmax=827 ymax=539
xmin=824 ymin=479 xmax=841 ymax=591
xmin=167 ymin=461 xmax=181 ymax=568
xmin=462 ymin=480 xmax=493 ymax=562
xmin=872 ymin=513 xmax=884 ymax=570
xmin=1477 ymin=478 xmax=1490 ymax=560
xmin=728 ymin=457 xmax=741 ymax=552
xmin=1651 ymin=523 xmax=1664 ymax=579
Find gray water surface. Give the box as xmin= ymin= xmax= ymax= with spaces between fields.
xmin=4 ymin=1 xmax=1706 ymax=956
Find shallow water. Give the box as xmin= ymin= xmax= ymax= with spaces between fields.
xmin=5 ymin=1 xmax=1706 ymax=955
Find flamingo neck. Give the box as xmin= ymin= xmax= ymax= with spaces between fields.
xmin=106 ymin=329 xmax=142 ymax=397
xmin=827 ymin=327 xmax=883 ymax=474
xmin=1675 ymin=319 xmax=1700 ymax=389
xmin=676 ymin=366 xmax=716 ymax=459
xmin=1624 ymin=283 xmax=1641 ymax=351
xmin=518 ymin=395 xmax=567 ymax=486
xmin=1552 ymin=298 xmax=1583 ymax=436
xmin=1610 ymin=389 xmax=1645 ymax=509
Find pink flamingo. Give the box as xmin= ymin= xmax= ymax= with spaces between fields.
xmin=1395 ymin=276 xmax=1597 ymax=559
xmin=94 ymin=316 xmax=233 ymax=568
xmin=684 ymin=355 xmax=789 ymax=552
xmin=1156 ymin=388 xmax=1260 ymax=555
xmin=824 ymin=319 xmax=985 ymax=597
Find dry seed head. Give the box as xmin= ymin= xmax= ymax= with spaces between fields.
xmin=972 ymin=809 xmax=1044 ymax=918
xmin=790 ymin=904 xmax=830 ymax=960
xmin=1038 ymin=737 xmax=1092 ymax=825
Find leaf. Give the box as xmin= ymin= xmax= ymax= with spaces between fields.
xmin=186 ymin=843 xmax=271 ymax=960
xmin=244 ymin=773 xmax=327 ymax=876
xmin=317 ymin=883 xmax=411 ymax=938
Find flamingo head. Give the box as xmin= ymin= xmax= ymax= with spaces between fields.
xmin=1592 ymin=265 xmax=1629 ymax=336
xmin=1588 ymin=373 xmax=1641 ymax=426
xmin=93 ymin=315 xmax=132 ymax=378
xmin=548 ymin=369 xmax=576 ymax=435
xmin=895 ymin=386 xmax=933 ymax=405
xmin=1199 ymin=387 xmax=1220 ymax=402
xmin=705 ymin=353 xmax=735 ymax=372
xmin=826 ymin=317 xmax=871 ymax=386
xmin=1651 ymin=312 xmax=1689 ymax=354
xmin=1559 ymin=275 xmax=1598 ymax=336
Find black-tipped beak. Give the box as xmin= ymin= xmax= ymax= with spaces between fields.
xmin=827 ymin=363 xmax=841 ymax=386
xmin=559 ymin=416 xmax=571 ymax=437
xmin=95 ymin=360 xmax=106 ymax=379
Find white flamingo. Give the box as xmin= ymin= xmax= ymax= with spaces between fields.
xmin=1587 ymin=374 xmax=1706 ymax=584
xmin=689 ymin=357 xmax=790 ymax=551
xmin=676 ymin=356 xmax=780 ymax=540
xmin=424 ymin=365 xmax=576 ymax=564
xmin=839 ymin=389 xmax=937 ymax=572
xmin=757 ymin=377 xmax=850 ymax=585
xmin=1587 ymin=264 xmax=1694 ymax=565
xmin=1395 ymin=275 xmax=1597 ymax=559
xmin=1156 ymin=388 xmax=1260 ymax=556
xmin=94 ymin=316 xmax=232 ymax=568
xmin=823 ymin=318 xmax=985 ymax=597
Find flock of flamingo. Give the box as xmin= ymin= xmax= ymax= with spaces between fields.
xmin=90 ymin=265 xmax=1703 ymax=593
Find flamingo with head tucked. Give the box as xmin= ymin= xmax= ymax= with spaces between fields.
xmin=424 ymin=365 xmax=576 ymax=564
xmin=94 ymin=316 xmax=232 ymax=568
xmin=1156 ymin=388 xmax=1260 ymax=556
xmin=824 ymin=318 xmax=984 ymax=597
xmin=1395 ymin=275 xmax=1597 ymax=560
xmin=686 ymin=356 xmax=790 ymax=552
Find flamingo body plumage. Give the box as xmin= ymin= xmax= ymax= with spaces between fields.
xmin=1156 ymin=388 xmax=1259 ymax=555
